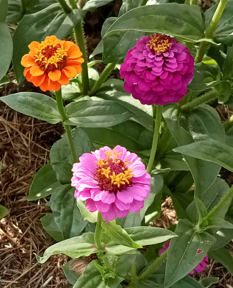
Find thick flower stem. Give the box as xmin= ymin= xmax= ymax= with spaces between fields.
xmin=195 ymin=0 xmax=228 ymax=63
xmin=95 ymin=212 xmax=104 ymax=251
xmin=204 ymin=186 xmax=233 ymax=222
xmin=90 ymin=63 xmax=116 ymax=96
xmin=73 ymin=22 xmax=90 ymax=95
xmin=181 ymin=88 xmax=218 ymax=112
xmin=55 ymin=90 xmax=77 ymax=163
xmin=138 ymin=250 xmax=168 ymax=281
xmin=224 ymin=115 xmax=233 ymax=131
xmin=147 ymin=105 xmax=163 ymax=174
xmin=68 ymin=0 xmax=77 ymax=9
xmin=57 ymin=0 xmax=72 ymax=13
xmin=155 ymin=125 xmax=171 ymax=161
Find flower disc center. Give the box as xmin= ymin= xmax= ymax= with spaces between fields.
xmin=147 ymin=34 xmax=172 ymax=54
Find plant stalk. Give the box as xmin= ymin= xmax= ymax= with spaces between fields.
xmin=57 ymin=0 xmax=72 ymax=13
xmin=155 ymin=125 xmax=171 ymax=160
xmin=181 ymin=88 xmax=218 ymax=112
xmin=68 ymin=0 xmax=77 ymax=9
xmin=90 ymin=63 xmax=116 ymax=95
xmin=204 ymin=186 xmax=233 ymax=221
xmin=146 ymin=105 xmax=163 ymax=174
xmin=138 ymin=250 xmax=168 ymax=281
xmin=94 ymin=212 xmax=104 ymax=251
xmin=73 ymin=22 xmax=90 ymax=95
xmin=55 ymin=90 xmax=77 ymax=163
xmin=195 ymin=0 xmax=228 ymax=63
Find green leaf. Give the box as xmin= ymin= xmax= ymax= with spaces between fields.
xmin=37 ymin=232 xmax=98 ymax=263
xmin=51 ymin=162 xmax=72 ymax=184
xmin=76 ymin=200 xmax=98 ymax=223
xmin=209 ymin=247 xmax=233 ymax=275
xmin=28 ymin=164 xmax=62 ymax=201
xmin=171 ymin=191 xmax=194 ymax=219
xmin=164 ymin=219 xmax=216 ymax=287
xmin=199 ymin=277 xmax=219 ymax=288
xmin=12 ymin=4 xmax=82 ymax=84
xmin=62 ymin=260 xmax=79 ymax=285
xmin=205 ymin=218 xmax=233 ymax=230
xmin=50 ymin=128 xmax=94 ymax=165
xmin=0 ymin=75 xmax=10 ymax=86
xmin=223 ymin=45 xmax=233 ymax=79
xmin=104 ymin=227 xmax=176 ymax=255
xmin=173 ymin=138 xmax=233 ymax=172
xmin=158 ymin=154 xmax=189 ymax=171
xmin=163 ymin=104 xmax=220 ymax=198
xmin=82 ymin=0 xmax=113 ymax=11
xmin=186 ymin=197 xmax=208 ymax=225
xmin=0 ymin=92 xmax=61 ymax=124
xmin=50 ymin=186 xmax=88 ymax=239
xmin=0 ymin=0 xmax=8 ymax=22
xmin=40 ymin=213 xmax=64 ymax=242
xmin=0 ymin=23 xmax=13 ymax=81
xmin=105 ymin=4 xmax=204 ymax=42
xmin=65 ymin=100 xmax=133 ymax=128
xmin=0 ymin=204 xmax=8 ymax=219
xmin=119 ymin=0 xmax=145 ymax=16
xmin=115 ymin=254 xmax=136 ymax=277
xmin=102 ymin=220 xmax=141 ymax=249
xmin=116 ymin=212 xmax=141 ymax=228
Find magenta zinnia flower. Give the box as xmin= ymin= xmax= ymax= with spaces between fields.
xmin=120 ymin=34 xmax=194 ymax=105
xmin=71 ymin=145 xmax=151 ymax=221
xmin=159 ymin=241 xmax=209 ymax=274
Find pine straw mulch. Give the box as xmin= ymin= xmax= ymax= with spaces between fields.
xmin=0 ymin=80 xmax=233 ymax=287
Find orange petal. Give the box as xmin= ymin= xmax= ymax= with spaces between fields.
xmin=64 ymin=41 xmax=75 ymax=51
xmin=66 ymin=59 xmax=84 ymax=66
xmin=58 ymin=71 xmax=70 ymax=85
xmin=48 ymin=79 xmax=61 ymax=91
xmin=31 ymin=74 xmax=46 ymax=87
xmin=73 ymin=65 xmax=82 ymax=74
xmin=45 ymin=35 xmax=57 ymax=43
xmin=48 ymin=70 xmax=61 ymax=81
xmin=28 ymin=41 xmax=39 ymax=52
xmin=30 ymin=66 xmax=44 ymax=76
xmin=67 ymin=45 xmax=82 ymax=58
xmin=24 ymin=67 xmax=31 ymax=77
xmin=21 ymin=55 xmax=36 ymax=67
xmin=62 ymin=66 xmax=77 ymax=78
xmin=39 ymin=75 xmax=50 ymax=92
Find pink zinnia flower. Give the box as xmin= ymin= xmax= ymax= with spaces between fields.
xmin=71 ymin=145 xmax=151 ymax=221
xmin=159 ymin=241 xmax=209 ymax=274
xmin=120 ymin=33 xmax=194 ymax=105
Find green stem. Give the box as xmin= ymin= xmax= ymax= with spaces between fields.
xmin=204 ymin=186 xmax=233 ymax=222
xmin=21 ymin=0 xmax=27 ymax=13
xmin=57 ymin=0 xmax=72 ymax=13
xmin=146 ymin=105 xmax=163 ymax=174
xmin=190 ymin=0 xmax=198 ymax=4
xmin=95 ymin=212 xmax=103 ymax=251
xmin=55 ymin=90 xmax=77 ymax=163
xmin=224 ymin=115 xmax=233 ymax=132
xmin=155 ymin=125 xmax=171 ymax=161
xmin=73 ymin=22 xmax=90 ymax=95
xmin=181 ymin=88 xmax=218 ymax=112
xmin=90 ymin=63 xmax=116 ymax=96
xmin=195 ymin=0 xmax=228 ymax=63
xmin=138 ymin=250 xmax=168 ymax=281
xmin=68 ymin=0 xmax=77 ymax=9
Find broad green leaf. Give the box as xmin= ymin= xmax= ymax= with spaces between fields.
xmin=119 ymin=0 xmax=145 ymax=16
xmin=158 ymin=154 xmax=189 ymax=171
xmin=188 ymin=104 xmax=225 ymax=143
xmin=174 ymin=139 xmax=233 ymax=172
xmin=51 ymin=162 xmax=72 ymax=184
xmin=199 ymin=277 xmax=219 ymax=288
xmin=65 ymin=100 xmax=134 ymax=128
xmin=115 ymin=254 xmax=136 ymax=277
xmin=62 ymin=260 xmax=79 ymax=285
xmin=205 ymin=218 xmax=233 ymax=230
xmin=50 ymin=186 xmax=88 ymax=239
xmin=186 ymin=197 xmax=207 ymax=225
xmin=223 ymin=45 xmax=233 ymax=79
xmin=163 ymin=104 xmax=220 ymax=198
xmin=0 ymin=23 xmax=13 ymax=81
xmin=116 ymin=212 xmax=141 ymax=228
xmin=173 ymin=172 xmax=193 ymax=193
xmin=209 ymin=247 xmax=233 ymax=275
xmin=0 ymin=75 xmax=10 ymax=86
xmin=105 ymin=4 xmax=204 ymax=42
xmin=76 ymin=200 xmax=98 ymax=223
xmin=40 ymin=213 xmax=64 ymax=242
xmin=164 ymin=219 xmax=215 ymax=287
xmin=0 ymin=92 xmax=61 ymax=124
xmin=37 ymin=232 xmax=98 ymax=263
xmin=0 ymin=205 xmax=8 ymax=219
xmin=104 ymin=227 xmax=176 ymax=254
xmin=102 ymin=220 xmax=141 ymax=249
xmin=28 ymin=164 xmax=62 ymax=201
xmin=0 ymin=0 xmax=8 ymax=21
xmin=12 ymin=4 xmax=82 ymax=84
xmin=82 ymin=0 xmax=113 ymax=11
xmin=50 ymin=128 xmax=94 ymax=165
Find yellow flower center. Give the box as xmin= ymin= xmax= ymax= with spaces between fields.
xmin=147 ymin=34 xmax=172 ymax=54
xmin=95 ymin=149 xmax=134 ymax=193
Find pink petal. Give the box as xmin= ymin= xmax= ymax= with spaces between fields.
xmin=114 ymin=197 xmax=130 ymax=211
xmin=102 ymin=204 xmax=117 ymax=221
xmin=86 ymin=199 xmax=97 ymax=212
xmin=95 ymin=201 xmax=111 ymax=212
xmin=129 ymin=199 xmax=144 ymax=213
xmin=117 ymin=189 xmax=134 ymax=204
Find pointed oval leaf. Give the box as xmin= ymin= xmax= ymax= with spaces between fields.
xmin=0 ymin=23 xmax=13 ymax=80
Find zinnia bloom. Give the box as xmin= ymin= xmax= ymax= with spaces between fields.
xmin=21 ymin=35 xmax=84 ymax=92
xmin=120 ymin=34 xmax=194 ymax=105
xmin=71 ymin=145 xmax=151 ymax=221
xmin=159 ymin=241 xmax=209 ymax=274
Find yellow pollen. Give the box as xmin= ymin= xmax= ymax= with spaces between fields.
xmin=101 ymin=167 xmax=110 ymax=178
xmin=147 ymin=35 xmax=172 ymax=54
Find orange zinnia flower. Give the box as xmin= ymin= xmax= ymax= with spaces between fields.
xmin=21 ymin=35 xmax=84 ymax=92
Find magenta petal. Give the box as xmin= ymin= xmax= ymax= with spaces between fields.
xmin=86 ymin=199 xmax=97 ymax=212
xmin=115 ymin=197 xmax=130 ymax=211
xmin=95 ymin=201 xmax=110 ymax=212
xmin=129 ymin=200 xmax=144 ymax=213
xmin=102 ymin=204 xmax=117 ymax=221
xmin=101 ymin=191 xmax=116 ymax=204
xmin=117 ymin=189 xmax=134 ymax=204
